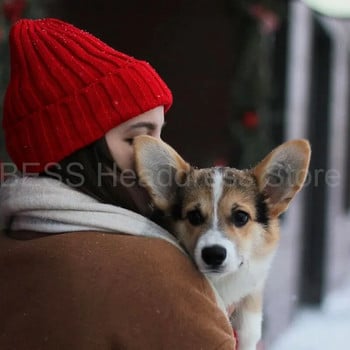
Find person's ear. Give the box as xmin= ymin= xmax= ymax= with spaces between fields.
xmin=253 ymin=140 xmax=311 ymax=218
xmin=134 ymin=136 xmax=190 ymax=211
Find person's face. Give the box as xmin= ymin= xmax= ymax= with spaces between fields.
xmin=105 ymin=106 xmax=165 ymax=170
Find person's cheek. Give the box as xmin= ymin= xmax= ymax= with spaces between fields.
xmin=127 ymin=147 xmax=136 ymax=170
xmin=118 ymin=146 xmax=134 ymax=171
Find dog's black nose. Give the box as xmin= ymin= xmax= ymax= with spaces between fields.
xmin=201 ymin=245 xmax=227 ymax=267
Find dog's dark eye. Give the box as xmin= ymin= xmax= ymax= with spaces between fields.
xmin=231 ymin=210 xmax=249 ymax=227
xmin=187 ymin=209 xmax=205 ymax=226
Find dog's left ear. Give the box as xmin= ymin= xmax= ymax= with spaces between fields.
xmin=134 ymin=135 xmax=191 ymax=211
xmin=253 ymin=139 xmax=311 ymax=217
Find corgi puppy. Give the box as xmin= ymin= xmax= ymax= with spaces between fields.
xmin=134 ymin=136 xmax=311 ymax=350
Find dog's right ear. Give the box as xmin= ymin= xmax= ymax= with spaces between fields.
xmin=134 ymin=135 xmax=190 ymax=211
xmin=253 ymin=139 xmax=311 ymax=218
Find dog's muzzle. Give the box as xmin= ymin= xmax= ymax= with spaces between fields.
xmin=195 ymin=231 xmax=242 ymax=275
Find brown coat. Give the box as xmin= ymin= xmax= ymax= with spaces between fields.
xmin=0 ymin=231 xmax=236 ymax=350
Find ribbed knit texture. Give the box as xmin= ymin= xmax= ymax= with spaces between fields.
xmin=2 ymin=18 xmax=173 ymax=173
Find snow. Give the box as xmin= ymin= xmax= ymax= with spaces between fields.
xmin=270 ymin=278 xmax=350 ymax=350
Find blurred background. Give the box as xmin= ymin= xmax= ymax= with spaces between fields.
xmin=1 ymin=0 xmax=350 ymax=348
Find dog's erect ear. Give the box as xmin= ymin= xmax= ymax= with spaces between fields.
xmin=253 ymin=139 xmax=311 ymax=217
xmin=134 ymin=135 xmax=190 ymax=211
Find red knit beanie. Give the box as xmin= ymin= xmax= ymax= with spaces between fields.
xmin=2 ymin=18 xmax=173 ymax=174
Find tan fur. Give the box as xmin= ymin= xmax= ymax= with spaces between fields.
xmin=240 ymin=293 xmax=263 ymax=313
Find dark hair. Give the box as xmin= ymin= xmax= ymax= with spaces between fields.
xmin=41 ymin=137 xmax=152 ymax=216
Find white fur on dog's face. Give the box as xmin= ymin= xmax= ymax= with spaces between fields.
xmin=193 ymin=169 xmax=244 ymax=277
xmin=194 ymin=229 xmax=243 ymax=277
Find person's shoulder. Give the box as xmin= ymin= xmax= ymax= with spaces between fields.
xmin=0 ymin=231 xmax=236 ymax=349
xmin=0 ymin=230 xmax=200 ymax=284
